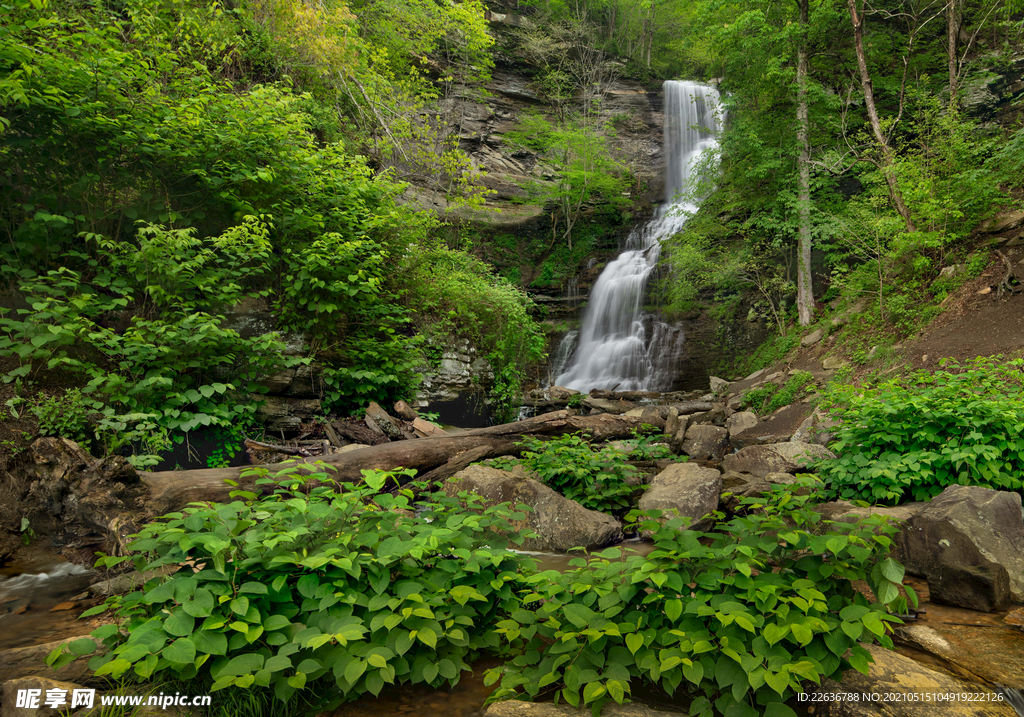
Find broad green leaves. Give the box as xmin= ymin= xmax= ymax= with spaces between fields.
xmin=819 ymin=358 xmax=1024 ymax=504
xmin=486 ymin=485 xmax=912 ymax=715
xmin=69 ymin=465 xmax=535 ymax=702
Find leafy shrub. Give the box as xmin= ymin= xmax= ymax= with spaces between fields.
xmin=819 ymin=358 xmax=1024 ymax=504
xmin=53 ymin=464 xmax=533 ymax=702
xmin=741 ymin=372 xmax=814 ymax=415
xmin=624 ymin=432 xmax=683 ymax=462
xmin=485 ymin=485 xmax=913 ymax=716
xmin=492 ymin=434 xmax=642 ymax=514
xmin=29 ymin=389 xmax=99 ymax=447
xmin=405 ymin=248 xmax=546 ymax=423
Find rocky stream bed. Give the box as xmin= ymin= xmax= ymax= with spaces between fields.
xmin=2 ymin=370 xmax=1024 ymax=717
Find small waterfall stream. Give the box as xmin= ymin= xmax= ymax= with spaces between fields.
xmin=554 ymin=80 xmax=722 ymax=392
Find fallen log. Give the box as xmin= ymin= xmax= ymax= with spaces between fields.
xmin=588 ymin=390 xmax=662 ymax=401
xmin=667 ymin=401 xmax=715 ymax=415
xmin=142 ymin=411 xmax=647 ymax=512
xmin=243 ymin=439 xmax=313 ymax=456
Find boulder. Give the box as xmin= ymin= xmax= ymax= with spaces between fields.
xmin=980 ymin=209 xmax=1024 ymax=234
xmin=822 ymin=356 xmax=849 ymax=370
xmin=680 ymin=425 xmax=729 ymax=461
xmin=769 ymin=441 xmax=836 ymax=467
xmin=445 ymin=465 xmax=622 ymax=552
xmin=1006 ymin=608 xmax=1024 ymax=631
xmin=813 ymin=501 xmax=922 ymax=526
xmin=801 ymin=328 xmax=824 ymax=346
xmin=895 ymin=486 xmax=1024 ymax=609
xmin=0 ymin=636 xmax=96 ymax=683
xmin=637 ymin=463 xmax=722 ymax=531
xmin=548 ymin=386 xmax=580 ymax=400
xmin=2 ymin=676 xmax=86 ymax=717
xmin=709 ymin=376 xmax=729 ymax=395
xmin=732 ymin=402 xmax=815 ymax=448
xmin=256 ymin=395 xmax=321 ymax=432
xmin=485 ymin=702 xmax=687 ymax=717
xmin=688 ymin=404 xmax=728 ymax=427
xmin=721 ymin=442 xmax=833 ymax=478
xmin=897 ymin=621 xmax=1024 ymax=689
xmin=809 ymin=644 xmax=1017 ymax=716
xmin=719 ymin=471 xmax=771 ymax=512
xmin=664 ymin=407 xmax=680 ymax=438
xmin=623 ymin=407 xmax=665 ymax=429
xmin=724 ymin=411 xmax=757 ymax=438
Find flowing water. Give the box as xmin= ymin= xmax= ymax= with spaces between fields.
xmin=554 ymin=80 xmax=722 ymax=392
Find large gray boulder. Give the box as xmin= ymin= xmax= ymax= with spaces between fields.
xmin=637 ymin=463 xmax=722 ymax=531
xmin=445 ymin=465 xmax=622 ymax=552
xmin=721 ymin=441 xmax=834 ymax=478
xmin=724 ymin=411 xmax=757 ymax=438
xmin=680 ymin=424 xmax=729 ymax=461
xmin=896 ymin=485 xmax=1024 ymax=610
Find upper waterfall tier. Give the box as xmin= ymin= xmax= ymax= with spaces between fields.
xmin=554 ymin=80 xmax=722 ymax=392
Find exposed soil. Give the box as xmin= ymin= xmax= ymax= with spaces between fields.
xmin=906 ymin=275 xmax=1024 ymax=369
xmin=772 ymin=247 xmax=1024 ymax=378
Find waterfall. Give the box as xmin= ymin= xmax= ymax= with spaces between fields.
xmin=554 ymin=80 xmax=722 ymax=392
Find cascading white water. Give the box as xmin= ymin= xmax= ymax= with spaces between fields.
xmin=554 ymin=80 xmax=722 ymax=392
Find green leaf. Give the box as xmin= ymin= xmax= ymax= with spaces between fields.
xmin=163 ymin=638 xmax=197 ymax=665
xmin=182 ymin=588 xmax=214 ymax=618
xmin=163 ymin=611 xmax=195 ymax=637
xmin=625 ymin=633 xmax=644 ymax=655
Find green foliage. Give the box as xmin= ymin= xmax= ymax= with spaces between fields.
xmin=0 ymin=0 xmax=520 ymax=425
xmin=505 ymin=112 xmax=630 ymax=249
xmin=405 ymin=248 xmax=546 ymax=423
xmin=493 ymin=434 xmax=642 ymax=514
xmin=727 ymin=334 xmax=799 ymax=379
xmin=54 ymin=464 xmax=534 ymax=702
xmin=28 ymin=388 xmax=98 ymax=447
xmin=485 ymin=484 xmax=913 ymax=716
xmin=741 ymin=372 xmax=815 ymax=415
xmin=0 ymin=249 xmax=290 ymax=436
xmin=820 ymin=358 xmax=1024 ymax=504
xmin=624 ymin=432 xmax=682 ymax=462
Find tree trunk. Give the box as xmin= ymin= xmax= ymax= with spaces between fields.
xmin=796 ymin=0 xmax=814 ymax=327
xmin=846 ymin=0 xmax=917 ymax=232
xmin=141 ymin=411 xmax=651 ymax=513
xmin=947 ymin=0 xmax=959 ymax=105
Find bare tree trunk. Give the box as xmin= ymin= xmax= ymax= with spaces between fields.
xmin=796 ymin=0 xmax=813 ymax=327
xmin=947 ymin=0 xmax=959 ymax=105
xmin=847 ymin=0 xmax=917 ymax=232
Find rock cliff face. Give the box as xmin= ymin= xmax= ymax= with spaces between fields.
xmin=402 ymin=13 xmax=666 ymax=218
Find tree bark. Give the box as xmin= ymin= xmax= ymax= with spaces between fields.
xmin=847 ymin=0 xmax=917 ymax=232
xmin=947 ymin=0 xmax=959 ymax=105
xmin=141 ymin=411 xmax=651 ymax=513
xmin=796 ymin=0 xmax=814 ymax=327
